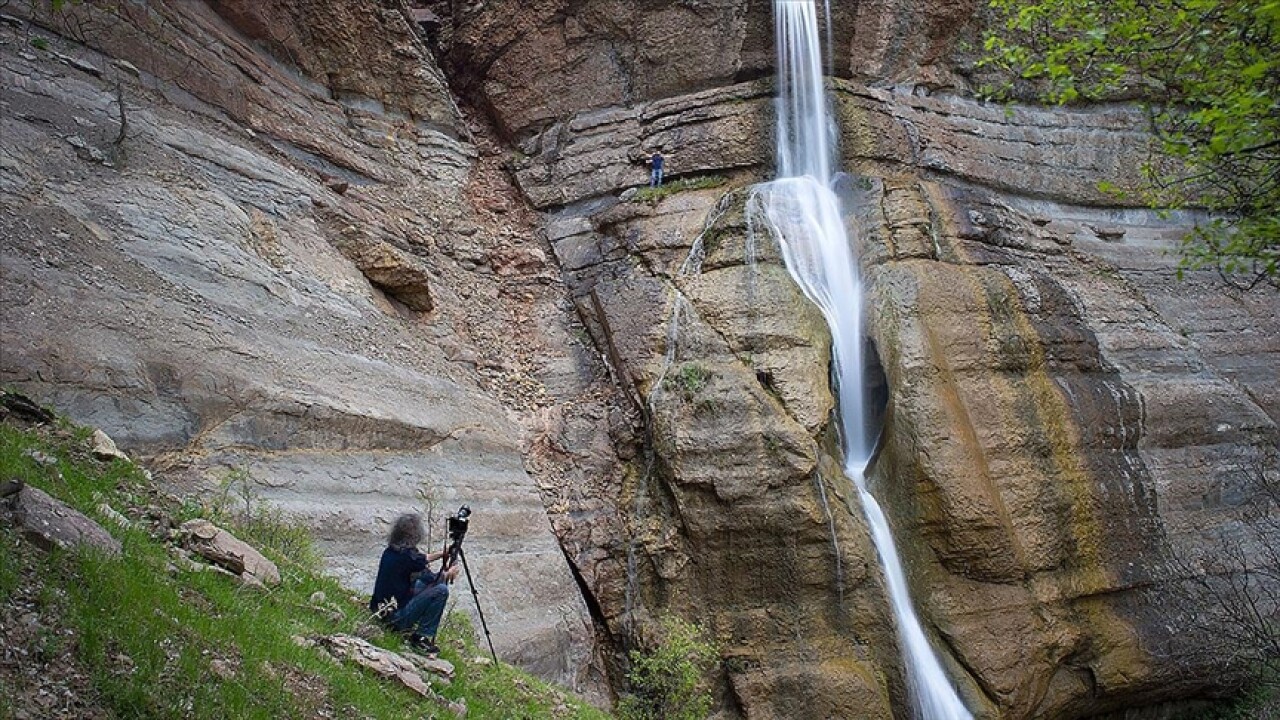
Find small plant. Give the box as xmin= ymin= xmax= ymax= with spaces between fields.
xmin=664 ymin=363 xmax=712 ymax=401
xmin=30 ymin=37 xmax=51 ymax=51
xmin=617 ymin=615 xmax=719 ymax=720
xmin=201 ymin=467 xmax=319 ymax=572
xmin=633 ymin=175 xmax=729 ymax=204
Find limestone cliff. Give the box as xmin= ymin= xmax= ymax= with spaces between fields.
xmin=2 ymin=1 xmax=1277 ymax=719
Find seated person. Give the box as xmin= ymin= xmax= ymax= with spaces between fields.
xmin=369 ymin=513 xmax=459 ymax=654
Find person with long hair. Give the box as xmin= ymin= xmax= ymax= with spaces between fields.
xmin=369 ymin=513 xmax=459 ymax=654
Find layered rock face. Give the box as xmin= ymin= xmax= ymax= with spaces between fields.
xmin=3 ymin=1 xmax=1277 ymax=718
xmin=0 ymin=1 xmax=616 ymax=694
xmin=506 ymin=43 xmax=1278 ymax=720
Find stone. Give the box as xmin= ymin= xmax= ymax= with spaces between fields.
xmin=0 ymin=392 xmax=55 ymax=425
xmin=178 ymin=519 xmax=281 ymax=586
xmin=3 ymin=484 xmax=122 ymax=556
xmin=4 ymin=1 xmax=1277 ymax=717
xmin=21 ymin=449 xmax=56 ymax=466
xmin=405 ymin=653 xmax=456 ymax=680
xmin=97 ymin=503 xmax=131 ymax=528
xmin=90 ymin=428 xmax=129 ymax=462
xmin=337 ymin=235 xmax=432 ymax=311
xmin=319 ymin=634 xmax=465 ymax=716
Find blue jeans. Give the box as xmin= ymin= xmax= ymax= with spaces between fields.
xmin=650 ymin=166 xmax=663 ymax=187
xmin=391 ymin=581 xmax=449 ymax=637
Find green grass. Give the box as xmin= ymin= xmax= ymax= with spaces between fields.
xmin=0 ymin=418 xmax=611 ymax=719
xmin=663 ymin=363 xmax=713 ymax=401
xmin=632 ymin=175 xmax=728 ymax=204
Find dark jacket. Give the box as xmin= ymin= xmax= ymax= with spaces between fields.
xmin=370 ymin=545 xmax=437 ymax=613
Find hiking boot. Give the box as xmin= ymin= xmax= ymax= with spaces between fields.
xmin=407 ymin=634 xmax=439 ymax=655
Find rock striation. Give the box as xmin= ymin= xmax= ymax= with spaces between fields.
xmin=1 ymin=1 xmax=1277 ymax=718
xmin=509 ymin=47 xmax=1278 ymax=720
xmin=0 ymin=1 xmax=608 ymax=696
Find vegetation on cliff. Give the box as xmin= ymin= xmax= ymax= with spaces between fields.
xmin=0 ymin=410 xmax=608 ymax=719
xmin=983 ymin=0 xmax=1279 ymax=287
xmin=616 ymin=616 xmax=718 ymax=720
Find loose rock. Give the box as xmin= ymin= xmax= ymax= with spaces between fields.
xmin=177 ymin=519 xmax=281 ymax=586
xmin=3 ymin=485 xmax=122 ymax=556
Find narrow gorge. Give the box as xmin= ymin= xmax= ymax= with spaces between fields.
xmin=1 ymin=1 xmax=1276 ymax=719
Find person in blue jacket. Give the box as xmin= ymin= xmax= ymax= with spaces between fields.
xmin=370 ymin=513 xmax=459 ymax=654
xmin=649 ymin=151 xmax=665 ymax=187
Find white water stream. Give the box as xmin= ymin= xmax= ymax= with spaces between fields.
xmin=758 ymin=3 xmax=973 ymax=718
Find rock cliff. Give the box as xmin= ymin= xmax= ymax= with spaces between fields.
xmin=0 ymin=0 xmax=614 ymax=696
xmin=2 ymin=1 xmax=1276 ymax=718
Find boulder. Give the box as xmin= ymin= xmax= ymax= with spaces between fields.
xmin=90 ymin=428 xmax=129 ymax=462
xmin=3 ymin=482 xmax=122 ymax=556
xmin=178 ymin=519 xmax=281 ymax=586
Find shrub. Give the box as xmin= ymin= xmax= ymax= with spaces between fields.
xmin=617 ymin=616 xmax=718 ymax=720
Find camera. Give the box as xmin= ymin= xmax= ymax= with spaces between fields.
xmin=447 ymin=505 xmax=471 ymax=543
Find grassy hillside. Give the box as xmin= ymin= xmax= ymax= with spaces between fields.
xmin=0 ymin=411 xmax=611 ymax=720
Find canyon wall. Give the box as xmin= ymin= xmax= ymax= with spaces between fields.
xmin=0 ymin=0 xmax=616 ymax=696
xmin=2 ymin=1 xmax=1277 ymax=718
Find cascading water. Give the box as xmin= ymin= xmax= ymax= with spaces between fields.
xmin=758 ymin=3 xmax=973 ymax=719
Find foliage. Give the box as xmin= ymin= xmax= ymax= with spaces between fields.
xmin=194 ymin=467 xmax=321 ymax=574
xmin=1193 ymin=676 xmax=1280 ymax=720
xmin=634 ymin=175 xmax=729 ymax=204
xmin=0 ymin=420 xmax=609 ymax=719
xmin=664 ymin=363 xmax=713 ymax=401
xmin=617 ymin=616 xmax=718 ymax=720
xmin=982 ymin=0 xmax=1280 ymax=287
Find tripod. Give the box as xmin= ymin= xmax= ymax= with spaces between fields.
xmin=441 ymin=539 xmax=499 ymax=665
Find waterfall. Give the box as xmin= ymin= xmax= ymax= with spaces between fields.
xmin=759 ymin=3 xmax=974 ymax=718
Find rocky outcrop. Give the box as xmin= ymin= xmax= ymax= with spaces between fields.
xmin=860 ymin=179 xmax=1278 ymax=718
xmin=516 ymin=66 xmax=1277 ymax=720
xmin=0 ymin=3 xmax=609 ymax=696
xmin=430 ymin=0 xmax=989 ymax=141
xmin=3 ymin=1 xmax=1277 ymax=718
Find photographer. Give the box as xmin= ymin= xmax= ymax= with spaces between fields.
xmin=369 ymin=513 xmax=459 ymax=654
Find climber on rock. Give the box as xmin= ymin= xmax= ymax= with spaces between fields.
xmin=648 ymin=151 xmax=665 ymax=188
xmin=370 ymin=513 xmax=459 ymax=655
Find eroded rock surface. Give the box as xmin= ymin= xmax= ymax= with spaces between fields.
xmin=513 ymin=57 xmax=1277 ymax=720
xmin=0 ymin=3 xmax=609 ymax=696
xmin=2 ymin=1 xmax=1277 ymax=718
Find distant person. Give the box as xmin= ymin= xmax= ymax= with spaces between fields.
xmin=370 ymin=513 xmax=459 ymax=654
xmin=649 ymin=151 xmax=665 ymax=188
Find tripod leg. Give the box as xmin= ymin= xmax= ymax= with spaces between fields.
xmin=457 ymin=548 xmax=499 ymax=665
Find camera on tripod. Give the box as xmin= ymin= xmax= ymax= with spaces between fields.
xmin=439 ymin=504 xmax=498 ymax=663
xmin=447 ymin=505 xmax=471 ymax=543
